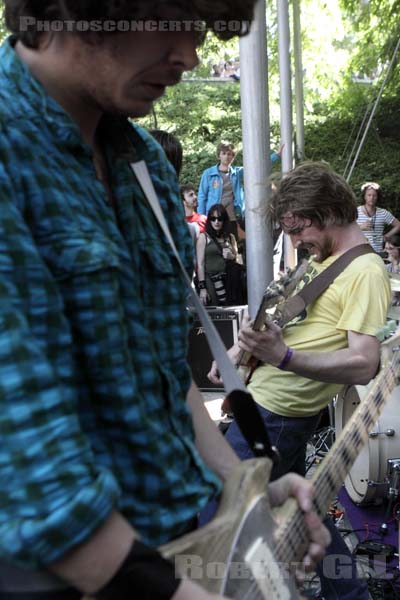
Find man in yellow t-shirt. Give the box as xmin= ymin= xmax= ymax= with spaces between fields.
xmin=209 ymin=161 xmax=390 ymax=600
xmin=250 ymin=251 xmax=389 ymax=419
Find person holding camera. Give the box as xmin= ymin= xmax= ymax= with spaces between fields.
xmin=196 ymin=204 xmax=238 ymax=305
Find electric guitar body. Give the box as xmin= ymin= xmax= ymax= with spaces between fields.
xmin=162 ymin=341 xmax=400 ymax=599
xmin=161 ymin=458 xmax=301 ymax=599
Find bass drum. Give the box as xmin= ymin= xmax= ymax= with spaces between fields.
xmin=335 ymin=384 xmax=400 ymax=505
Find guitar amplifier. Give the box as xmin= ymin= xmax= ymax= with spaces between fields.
xmin=187 ymin=306 xmax=245 ymax=391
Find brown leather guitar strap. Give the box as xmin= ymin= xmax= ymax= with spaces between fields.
xmin=278 ymin=244 xmax=375 ymax=327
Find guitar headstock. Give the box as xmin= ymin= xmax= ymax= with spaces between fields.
xmin=238 ymin=257 xmax=313 ymax=368
xmin=267 ymin=258 xmax=311 ymax=299
xmin=253 ymin=257 xmax=313 ymax=328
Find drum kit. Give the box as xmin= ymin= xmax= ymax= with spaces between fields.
xmin=307 ymin=318 xmax=400 ymax=536
xmin=331 ymin=320 xmax=400 ymax=555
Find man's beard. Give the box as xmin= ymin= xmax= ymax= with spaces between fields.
xmin=300 ymin=238 xmax=333 ymax=263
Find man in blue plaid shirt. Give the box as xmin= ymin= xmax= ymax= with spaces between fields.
xmin=0 ymin=1 xmax=330 ymax=599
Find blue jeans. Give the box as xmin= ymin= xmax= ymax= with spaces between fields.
xmin=225 ymin=405 xmax=369 ymax=600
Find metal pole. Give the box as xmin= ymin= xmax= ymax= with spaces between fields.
xmin=240 ymin=0 xmax=273 ymax=318
xmin=277 ymin=0 xmax=296 ymax=268
xmin=292 ymin=0 xmax=305 ymax=162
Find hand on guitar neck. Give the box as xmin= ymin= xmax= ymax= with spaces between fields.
xmin=163 ymin=466 xmax=331 ymax=599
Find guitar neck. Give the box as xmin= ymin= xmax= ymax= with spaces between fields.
xmin=238 ymin=259 xmax=311 ymax=367
xmin=274 ymin=357 xmax=398 ymax=565
xmin=237 ymin=286 xmax=283 ymax=367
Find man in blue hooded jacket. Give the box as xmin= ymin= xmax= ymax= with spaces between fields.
xmin=197 ymin=140 xmax=281 ymax=236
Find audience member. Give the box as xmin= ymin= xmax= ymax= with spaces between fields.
xmin=196 ymin=204 xmax=239 ymax=306
xmin=357 ymin=181 xmax=400 ymax=253
xmin=149 ymin=129 xmax=183 ymax=177
xmin=197 ymin=141 xmax=281 ymax=239
xmin=385 ymin=233 xmax=400 ymax=273
xmin=384 ymin=234 xmax=400 ymax=305
xmin=181 ymin=184 xmax=207 ymax=237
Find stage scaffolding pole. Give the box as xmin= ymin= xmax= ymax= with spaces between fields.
xmin=277 ymin=0 xmax=296 ymax=269
xmin=292 ymin=0 xmax=305 ymax=162
xmin=239 ymin=0 xmax=274 ymax=318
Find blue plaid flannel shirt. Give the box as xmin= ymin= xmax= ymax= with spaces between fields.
xmin=0 ymin=38 xmax=221 ymax=568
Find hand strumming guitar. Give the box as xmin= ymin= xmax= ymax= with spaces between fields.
xmin=238 ymin=318 xmax=290 ymax=368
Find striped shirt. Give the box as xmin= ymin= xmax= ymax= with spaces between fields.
xmin=0 ymin=37 xmax=221 ymax=569
xmin=357 ymin=205 xmax=394 ymax=252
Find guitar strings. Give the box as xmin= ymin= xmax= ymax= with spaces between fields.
xmin=275 ymin=356 xmax=398 ymax=563
xmin=238 ymin=350 xmax=400 ymax=599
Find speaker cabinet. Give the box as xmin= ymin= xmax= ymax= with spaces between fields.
xmin=187 ymin=306 xmax=244 ymax=391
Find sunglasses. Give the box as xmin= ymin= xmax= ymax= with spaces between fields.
xmin=210 ymin=216 xmax=223 ymax=222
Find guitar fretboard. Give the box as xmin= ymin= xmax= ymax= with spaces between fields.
xmin=273 ymin=352 xmax=399 ymax=565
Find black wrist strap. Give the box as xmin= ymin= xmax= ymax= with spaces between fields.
xmin=96 ymin=540 xmax=180 ymax=600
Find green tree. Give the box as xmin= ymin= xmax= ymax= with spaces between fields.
xmin=338 ymin=0 xmax=400 ymax=87
xmin=2 ymin=1 xmax=399 ymax=207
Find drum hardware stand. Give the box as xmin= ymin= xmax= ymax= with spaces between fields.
xmin=369 ymin=428 xmax=396 ymax=438
xmin=379 ymin=459 xmax=400 ymax=536
xmin=305 ymin=423 xmax=335 ymax=473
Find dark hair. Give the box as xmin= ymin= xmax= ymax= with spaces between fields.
xmin=5 ymin=0 xmax=257 ymax=48
xmin=361 ymin=181 xmax=382 ymax=205
xmin=216 ymin=141 xmax=236 ymax=158
xmin=270 ymin=161 xmax=358 ymax=228
xmin=180 ymin=183 xmax=195 ymax=199
xmin=386 ymin=233 xmax=400 ymax=248
xmin=205 ymin=203 xmax=230 ymax=239
xmin=149 ymin=129 xmax=183 ymax=176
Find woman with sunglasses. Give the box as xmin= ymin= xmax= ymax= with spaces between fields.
xmin=196 ymin=204 xmax=238 ymax=305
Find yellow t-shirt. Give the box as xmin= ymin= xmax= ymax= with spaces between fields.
xmin=249 ymin=252 xmax=390 ymax=417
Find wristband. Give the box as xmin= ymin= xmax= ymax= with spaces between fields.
xmin=96 ymin=540 xmax=180 ymax=600
xmin=277 ymin=347 xmax=293 ymax=370
xmin=198 ymin=280 xmax=206 ymax=290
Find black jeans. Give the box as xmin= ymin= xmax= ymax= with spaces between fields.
xmin=0 ymin=591 xmax=81 ymax=600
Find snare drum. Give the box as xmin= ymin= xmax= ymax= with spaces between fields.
xmin=335 ymin=384 xmax=400 ymax=504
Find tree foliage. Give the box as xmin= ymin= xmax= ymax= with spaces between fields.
xmin=1 ymin=0 xmax=399 ymax=209
xmin=338 ymin=0 xmax=400 ymax=84
xmin=0 ymin=1 xmax=6 ymax=44
xmin=140 ymin=0 xmax=400 ymax=209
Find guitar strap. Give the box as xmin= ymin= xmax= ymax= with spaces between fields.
xmin=119 ymin=125 xmax=278 ymax=462
xmin=278 ymin=243 xmax=376 ymax=326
